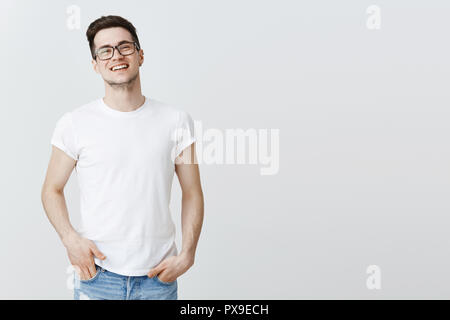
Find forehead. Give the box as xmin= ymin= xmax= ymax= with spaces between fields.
xmin=93 ymin=27 xmax=134 ymax=48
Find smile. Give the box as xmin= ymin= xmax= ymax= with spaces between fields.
xmin=110 ymin=64 xmax=129 ymax=71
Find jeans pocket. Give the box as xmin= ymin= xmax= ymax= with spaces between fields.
xmin=78 ymin=265 xmax=102 ymax=283
xmin=155 ymin=274 xmax=176 ymax=285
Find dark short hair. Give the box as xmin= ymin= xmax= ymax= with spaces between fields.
xmin=86 ymin=15 xmax=141 ymax=59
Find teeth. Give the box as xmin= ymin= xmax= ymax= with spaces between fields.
xmin=112 ymin=64 xmax=128 ymax=71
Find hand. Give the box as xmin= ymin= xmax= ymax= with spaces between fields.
xmin=63 ymin=231 xmax=106 ymax=281
xmin=147 ymin=252 xmax=194 ymax=283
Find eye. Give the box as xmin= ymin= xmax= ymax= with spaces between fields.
xmin=119 ymin=44 xmax=133 ymax=51
xmin=98 ymin=47 xmax=113 ymax=55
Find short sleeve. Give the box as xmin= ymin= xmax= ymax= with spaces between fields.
xmin=51 ymin=112 xmax=79 ymax=161
xmin=172 ymin=110 xmax=196 ymax=162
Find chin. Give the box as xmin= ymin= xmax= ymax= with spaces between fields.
xmin=105 ymin=75 xmax=138 ymax=87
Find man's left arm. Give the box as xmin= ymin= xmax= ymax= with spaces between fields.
xmin=147 ymin=143 xmax=204 ymax=281
xmin=176 ymin=142 xmax=204 ymax=263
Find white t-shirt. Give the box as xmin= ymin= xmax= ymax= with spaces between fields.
xmin=50 ymin=96 xmax=196 ymax=276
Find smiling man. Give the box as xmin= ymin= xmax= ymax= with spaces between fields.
xmin=41 ymin=15 xmax=204 ymax=300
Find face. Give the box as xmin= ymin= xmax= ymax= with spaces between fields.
xmin=91 ymin=27 xmax=144 ymax=88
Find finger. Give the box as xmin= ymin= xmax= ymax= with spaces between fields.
xmin=80 ymin=266 xmax=91 ymax=280
xmin=87 ymin=263 xmax=96 ymax=278
xmin=147 ymin=266 xmax=162 ymax=278
xmin=158 ymin=270 xmax=175 ymax=283
xmin=90 ymin=243 xmax=106 ymax=260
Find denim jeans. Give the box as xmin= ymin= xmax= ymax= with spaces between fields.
xmin=73 ymin=264 xmax=178 ymax=300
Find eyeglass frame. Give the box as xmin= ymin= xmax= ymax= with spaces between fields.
xmin=94 ymin=41 xmax=141 ymax=61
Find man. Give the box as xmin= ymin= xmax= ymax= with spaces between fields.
xmin=41 ymin=15 xmax=204 ymax=300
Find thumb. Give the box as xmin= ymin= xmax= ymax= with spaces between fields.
xmin=90 ymin=243 xmax=106 ymax=260
xmin=147 ymin=266 xmax=161 ymax=278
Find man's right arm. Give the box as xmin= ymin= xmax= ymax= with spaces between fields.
xmin=41 ymin=146 xmax=106 ymax=280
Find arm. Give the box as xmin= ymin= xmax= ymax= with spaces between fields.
xmin=41 ymin=146 xmax=106 ymax=280
xmin=147 ymin=142 xmax=204 ymax=281
xmin=175 ymin=142 xmax=204 ymax=265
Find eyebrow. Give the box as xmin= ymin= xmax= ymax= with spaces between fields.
xmin=97 ymin=40 xmax=133 ymax=50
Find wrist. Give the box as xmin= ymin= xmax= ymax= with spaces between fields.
xmin=179 ymin=250 xmax=195 ymax=265
xmin=61 ymin=229 xmax=80 ymax=248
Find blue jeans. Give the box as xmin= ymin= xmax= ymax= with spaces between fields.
xmin=73 ymin=264 xmax=178 ymax=300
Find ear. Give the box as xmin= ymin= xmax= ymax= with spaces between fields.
xmin=139 ymin=49 xmax=144 ymax=67
xmin=91 ymin=58 xmax=99 ymax=74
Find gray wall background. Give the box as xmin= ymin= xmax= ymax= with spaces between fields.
xmin=1 ymin=0 xmax=450 ymax=299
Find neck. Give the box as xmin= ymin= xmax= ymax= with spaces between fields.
xmin=103 ymin=73 xmax=145 ymax=112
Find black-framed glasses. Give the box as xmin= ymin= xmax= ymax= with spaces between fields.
xmin=94 ymin=41 xmax=140 ymax=60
